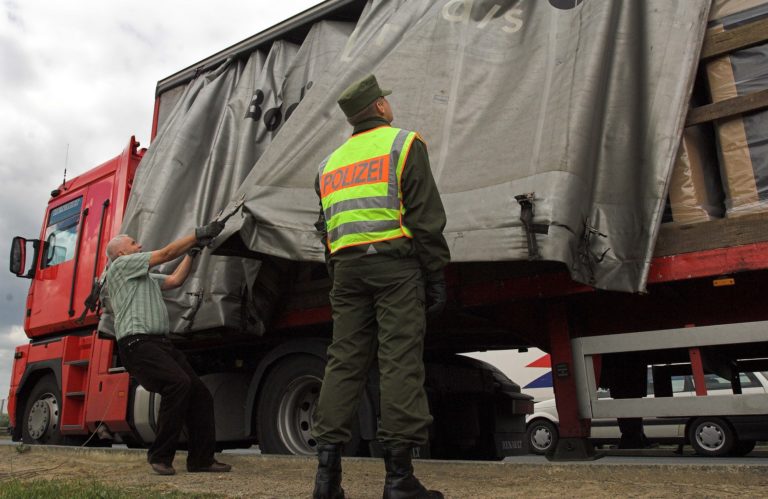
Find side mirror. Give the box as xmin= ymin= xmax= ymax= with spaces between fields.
xmin=10 ymin=236 xmax=39 ymax=278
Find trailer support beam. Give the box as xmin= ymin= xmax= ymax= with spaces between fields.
xmin=546 ymin=302 xmax=597 ymax=461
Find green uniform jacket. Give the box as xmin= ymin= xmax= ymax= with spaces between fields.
xmin=315 ymin=117 xmax=451 ymax=274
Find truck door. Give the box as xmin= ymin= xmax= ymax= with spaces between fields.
xmin=26 ymin=177 xmax=113 ymax=336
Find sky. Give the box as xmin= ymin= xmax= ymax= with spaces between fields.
xmin=0 ymin=0 xmax=328 ymax=411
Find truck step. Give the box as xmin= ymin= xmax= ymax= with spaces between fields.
xmin=65 ymin=359 xmax=90 ymax=367
xmin=65 ymin=391 xmax=86 ymax=398
xmin=107 ymin=367 xmax=127 ymax=373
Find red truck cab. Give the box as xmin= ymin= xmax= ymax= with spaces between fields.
xmin=8 ymin=138 xmax=144 ymax=443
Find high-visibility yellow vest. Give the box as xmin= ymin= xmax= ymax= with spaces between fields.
xmin=319 ymin=126 xmax=416 ymax=254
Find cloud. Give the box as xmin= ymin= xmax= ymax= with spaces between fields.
xmin=3 ymin=1 xmax=22 ymax=29
xmin=0 ymin=35 xmax=37 ymax=87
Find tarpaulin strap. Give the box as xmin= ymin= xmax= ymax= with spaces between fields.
xmin=215 ymin=194 xmax=246 ymax=224
xmin=181 ymin=289 xmax=204 ymax=332
xmin=577 ymin=219 xmax=610 ymax=285
xmin=177 ymin=194 xmax=246 ymax=330
xmin=515 ymin=193 xmax=549 ymax=260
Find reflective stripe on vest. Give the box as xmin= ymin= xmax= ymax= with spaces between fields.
xmin=319 ymin=126 xmax=415 ymax=254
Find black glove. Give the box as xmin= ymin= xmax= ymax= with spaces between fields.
xmin=187 ymin=246 xmax=202 ymax=258
xmin=195 ymin=220 xmax=225 ymax=246
xmin=425 ymin=270 xmax=447 ymax=318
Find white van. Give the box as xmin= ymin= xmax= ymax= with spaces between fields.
xmin=526 ymin=371 xmax=768 ymax=457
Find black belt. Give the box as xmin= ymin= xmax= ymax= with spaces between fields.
xmin=118 ymin=334 xmax=169 ymax=349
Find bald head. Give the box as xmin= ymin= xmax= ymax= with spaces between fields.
xmin=106 ymin=234 xmax=141 ymax=261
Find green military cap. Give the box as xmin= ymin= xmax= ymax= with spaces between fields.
xmin=337 ymin=74 xmax=392 ymax=118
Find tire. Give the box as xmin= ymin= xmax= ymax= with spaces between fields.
xmin=526 ymin=419 xmax=558 ymax=455
xmin=21 ymin=375 xmax=65 ymax=445
xmin=256 ymin=354 xmax=362 ymax=456
xmin=688 ymin=417 xmax=735 ymax=457
xmin=730 ymin=439 xmax=756 ymax=457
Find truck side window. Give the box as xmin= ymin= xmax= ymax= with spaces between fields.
xmin=703 ymin=372 xmax=761 ymax=391
xmin=670 ymin=375 xmax=686 ymax=393
xmin=42 ymin=197 xmax=83 ymax=268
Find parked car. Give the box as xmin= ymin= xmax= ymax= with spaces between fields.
xmin=526 ymin=371 xmax=768 ymax=457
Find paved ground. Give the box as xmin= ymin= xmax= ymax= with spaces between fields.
xmin=1 ymin=444 xmax=767 ymax=498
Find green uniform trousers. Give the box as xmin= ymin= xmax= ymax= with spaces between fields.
xmin=311 ymin=257 xmax=433 ymax=447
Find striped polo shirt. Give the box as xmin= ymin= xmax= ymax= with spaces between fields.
xmin=107 ymin=252 xmax=169 ymax=341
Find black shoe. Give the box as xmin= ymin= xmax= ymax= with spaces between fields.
xmin=383 ymin=446 xmax=443 ymax=499
xmin=313 ymin=443 xmax=345 ymax=499
xmin=150 ymin=462 xmax=176 ymax=475
xmin=187 ymin=460 xmax=232 ymax=473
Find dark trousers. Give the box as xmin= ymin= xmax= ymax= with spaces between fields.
xmin=118 ymin=335 xmax=216 ymax=467
xmin=311 ymin=257 xmax=433 ymax=447
xmin=600 ymin=353 xmax=649 ymax=448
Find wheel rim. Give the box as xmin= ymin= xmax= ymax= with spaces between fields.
xmin=27 ymin=393 xmax=59 ymax=441
xmin=276 ymin=374 xmax=321 ymax=455
xmin=530 ymin=425 xmax=553 ymax=452
xmin=695 ymin=422 xmax=725 ymax=452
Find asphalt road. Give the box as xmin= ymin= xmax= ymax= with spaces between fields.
xmin=2 ymin=436 xmax=768 ymax=466
xmin=502 ymin=446 xmax=768 ymax=466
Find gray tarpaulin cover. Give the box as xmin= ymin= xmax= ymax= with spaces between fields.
xmin=101 ymin=21 xmax=354 ymax=335
xmin=104 ymin=0 xmax=710 ymax=335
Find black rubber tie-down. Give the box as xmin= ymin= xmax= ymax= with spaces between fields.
xmin=515 ymin=193 xmax=549 ymax=260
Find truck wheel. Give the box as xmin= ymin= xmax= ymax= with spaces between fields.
xmin=21 ymin=375 xmax=65 ymax=445
xmin=526 ymin=419 xmax=558 ymax=455
xmin=730 ymin=439 xmax=756 ymax=457
xmin=256 ymin=354 xmax=361 ymax=456
xmin=688 ymin=417 xmax=735 ymax=457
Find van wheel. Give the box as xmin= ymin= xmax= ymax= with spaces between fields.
xmin=688 ymin=417 xmax=735 ymax=457
xmin=526 ymin=419 xmax=558 ymax=455
xmin=256 ymin=355 xmax=361 ymax=456
xmin=22 ymin=375 xmax=65 ymax=445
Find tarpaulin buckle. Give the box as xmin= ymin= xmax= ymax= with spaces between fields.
xmin=515 ymin=193 xmax=549 ymax=261
xmin=578 ymin=219 xmax=610 ymax=285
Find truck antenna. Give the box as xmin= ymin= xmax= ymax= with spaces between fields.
xmin=62 ymin=143 xmax=69 ymax=187
xmin=51 ymin=144 xmax=69 ymax=198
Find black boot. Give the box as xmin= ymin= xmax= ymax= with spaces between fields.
xmin=383 ymin=446 xmax=443 ymax=499
xmin=313 ymin=443 xmax=345 ymax=499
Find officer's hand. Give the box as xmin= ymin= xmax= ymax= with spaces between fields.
xmin=187 ymin=246 xmax=202 ymax=259
xmin=425 ymin=270 xmax=447 ymax=318
xmin=195 ymin=220 xmax=225 ymax=246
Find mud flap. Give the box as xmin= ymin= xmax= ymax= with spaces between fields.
xmin=494 ymin=432 xmax=527 ymax=456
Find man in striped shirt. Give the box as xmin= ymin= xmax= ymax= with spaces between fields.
xmin=105 ymin=222 xmax=230 ymax=476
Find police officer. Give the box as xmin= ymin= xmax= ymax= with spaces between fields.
xmin=312 ymin=75 xmax=449 ymax=499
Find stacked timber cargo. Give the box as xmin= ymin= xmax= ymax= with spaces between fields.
xmin=665 ymin=123 xmax=724 ymax=224
xmin=667 ymin=0 xmax=768 ymax=224
xmin=706 ymin=0 xmax=768 ymax=217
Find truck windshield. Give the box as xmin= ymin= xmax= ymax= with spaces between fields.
xmin=42 ymin=197 xmax=83 ymax=268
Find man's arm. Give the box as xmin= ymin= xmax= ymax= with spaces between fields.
xmin=402 ymin=137 xmax=451 ymax=317
xmin=401 ymin=138 xmax=451 ymax=274
xmin=314 ymin=174 xmax=333 ymax=277
xmin=160 ymin=254 xmax=194 ymax=290
xmin=148 ymin=220 xmax=225 ymax=268
xmin=149 ymin=234 xmax=197 ymax=268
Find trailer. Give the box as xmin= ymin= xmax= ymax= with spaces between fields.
xmin=7 ymin=0 xmax=768 ymax=462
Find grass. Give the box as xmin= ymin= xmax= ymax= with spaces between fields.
xmin=0 ymin=479 xmax=221 ymax=498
